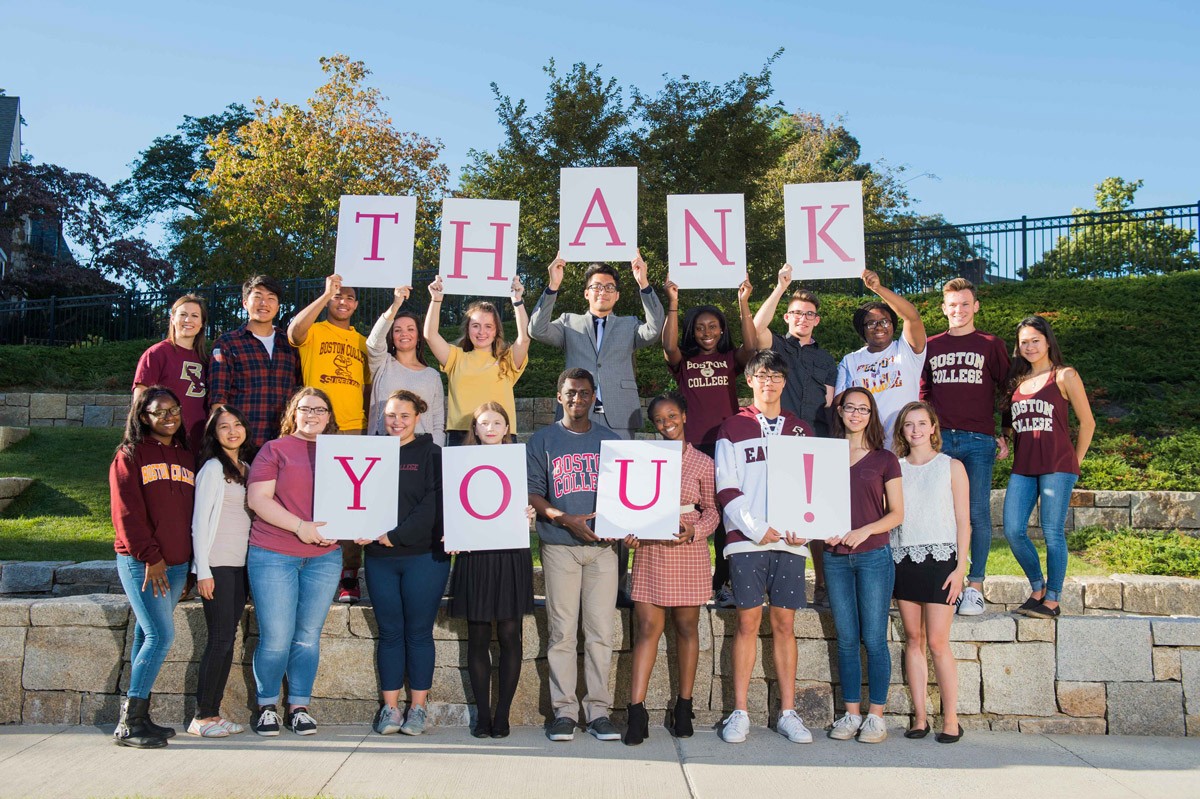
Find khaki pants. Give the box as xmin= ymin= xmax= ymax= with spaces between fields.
xmin=541 ymin=543 xmax=618 ymax=723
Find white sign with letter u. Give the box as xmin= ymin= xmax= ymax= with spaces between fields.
xmin=442 ymin=443 xmax=530 ymax=552
xmin=312 ymin=434 xmax=400 ymax=541
xmin=594 ymin=439 xmax=683 ymax=541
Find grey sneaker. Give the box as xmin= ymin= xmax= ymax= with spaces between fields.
xmin=720 ymin=709 xmax=749 ymax=743
xmin=957 ymin=586 xmax=985 ymax=616
xmin=857 ymin=713 xmax=888 ymax=744
xmin=776 ymin=709 xmax=813 ymax=743
xmin=829 ymin=712 xmax=862 ymax=740
xmin=587 ymin=717 xmax=620 ymax=741
xmin=399 ymin=704 xmax=427 ymax=736
xmin=373 ymin=705 xmax=403 ymax=735
xmin=547 ymin=716 xmax=576 ymax=741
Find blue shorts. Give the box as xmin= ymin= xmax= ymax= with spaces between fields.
xmin=728 ymin=551 xmax=808 ymax=610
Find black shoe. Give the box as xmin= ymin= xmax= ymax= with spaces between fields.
xmin=288 ymin=707 xmax=318 ymax=735
xmin=143 ymin=693 xmax=176 ymax=739
xmin=623 ymin=702 xmax=648 ymax=746
xmin=490 ymin=722 xmax=510 ymax=739
xmin=667 ymin=696 xmax=694 ymax=738
xmin=936 ymin=724 xmax=963 ymax=744
xmin=472 ymin=715 xmax=492 ymax=738
xmin=903 ymin=723 xmax=930 ymax=739
xmin=547 ymin=716 xmax=576 ymax=741
xmin=587 ymin=716 xmax=621 ymax=741
xmin=1015 ymin=595 xmax=1043 ymax=614
xmin=1021 ymin=601 xmax=1061 ymax=619
xmin=253 ymin=704 xmax=282 ymax=737
xmin=113 ymin=697 xmax=168 ymax=749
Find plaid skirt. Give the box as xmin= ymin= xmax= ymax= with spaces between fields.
xmin=630 ymin=536 xmax=712 ymax=607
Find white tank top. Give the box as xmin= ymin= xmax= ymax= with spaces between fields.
xmin=891 ymin=453 xmax=958 ymax=564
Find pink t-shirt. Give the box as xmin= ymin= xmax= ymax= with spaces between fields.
xmin=247 ymin=435 xmax=328 ymax=558
xmin=133 ymin=340 xmax=208 ymax=452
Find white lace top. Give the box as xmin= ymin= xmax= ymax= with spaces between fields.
xmin=891 ymin=453 xmax=958 ymax=564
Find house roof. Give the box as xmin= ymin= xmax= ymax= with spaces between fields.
xmin=0 ymin=96 xmax=21 ymax=167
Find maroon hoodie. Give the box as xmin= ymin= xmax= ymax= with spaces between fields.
xmin=110 ymin=440 xmax=196 ymax=566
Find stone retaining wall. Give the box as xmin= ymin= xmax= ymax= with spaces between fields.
xmin=1 ymin=578 xmax=1197 ymax=736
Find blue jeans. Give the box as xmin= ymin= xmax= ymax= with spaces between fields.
xmin=942 ymin=429 xmax=998 ymax=584
xmin=1003 ymin=472 xmax=1077 ymax=602
xmin=247 ymin=545 xmax=342 ymax=707
xmin=365 ymin=552 xmax=451 ymax=692
xmin=116 ymin=555 xmax=188 ymax=699
xmin=824 ymin=545 xmax=895 ymax=707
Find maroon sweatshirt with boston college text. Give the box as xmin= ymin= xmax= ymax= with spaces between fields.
xmin=109 ymin=440 xmax=196 ymax=566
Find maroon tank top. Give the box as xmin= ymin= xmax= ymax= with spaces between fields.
xmin=1009 ymin=368 xmax=1079 ymax=476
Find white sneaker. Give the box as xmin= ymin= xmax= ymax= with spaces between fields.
xmin=714 ymin=586 xmax=737 ymax=609
xmin=957 ymin=586 xmax=985 ymax=616
xmin=857 ymin=713 xmax=888 ymax=744
xmin=720 ymin=709 xmax=750 ymax=743
xmin=776 ymin=709 xmax=813 ymax=743
xmin=829 ymin=712 xmax=862 ymax=740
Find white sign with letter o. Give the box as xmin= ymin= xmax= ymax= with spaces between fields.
xmin=312 ymin=434 xmax=400 ymax=541
xmin=442 ymin=443 xmax=530 ymax=552
xmin=594 ymin=439 xmax=683 ymax=542
xmin=334 ymin=195 xmax=417 ymax=288
xmin=784 ymin=181 xmax=865 ymax=281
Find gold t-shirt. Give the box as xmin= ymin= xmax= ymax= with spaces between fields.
xmin=297 ymin=320 xmax=368 ymax=431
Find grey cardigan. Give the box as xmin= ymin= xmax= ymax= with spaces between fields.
xmin=366 ymin=310 xmax=446 ymax=443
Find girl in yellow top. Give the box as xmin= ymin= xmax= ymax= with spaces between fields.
xmin=424 ymin=274 xmax=531 ymax=445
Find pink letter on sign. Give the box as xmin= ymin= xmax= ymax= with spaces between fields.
xmin=460 ymin=465 xmax=513 ymax=521
xmin=354 ymin=212 xmax=400 ymax=261
xmin=569 ymin=189 xmax=627 ymax=248
xmin=801 ymin=204 xmax=853 ymax=263
xmin=446 ymin=221 xmax=510 ymax=281
xmin=334 ymin=456 xmax=381 ymax=511
xmin=615 ymin=459 xmax=667 ymax=511
xmin=680 ymin=208 xmax=735 ymax=266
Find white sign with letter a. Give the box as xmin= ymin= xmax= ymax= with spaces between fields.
xmin=765 ymin=436 xmax=851 ymax=541
xmin=667 ymin=194 xmax=746 ymax=289
xmin=443 ymin=443 xmax=530 ymax=552
xmin=438 ymin=198 xmax=520 ymax=298
xmin=334 ymin=195 xmax=416 ymax=288
xmin=594 ymin=439 xmax=683 ymax=541
xmin=559 ymin=167 xmax=638 ymax=262
xmin=312 ymin=435 xmax=400 ymax=541
xmin=784 ymin=181 xmax=865 ymax=281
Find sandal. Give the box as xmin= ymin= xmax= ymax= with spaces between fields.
xmin=903 ymin=723 xmax=930 ymax=739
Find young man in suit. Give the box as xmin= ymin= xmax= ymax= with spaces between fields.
xmin=529 ymin=250 xmax=666 ymax=606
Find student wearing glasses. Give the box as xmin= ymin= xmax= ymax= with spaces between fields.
xmin=836 ymin=269 xmax=927 ymax=443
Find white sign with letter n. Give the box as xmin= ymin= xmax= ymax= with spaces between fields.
xmin=667 ymin=193 xmax=746 ymax=289
xmin=443 ymin=443 xmax=530 ymax=552
xmin=559 ymin=167 xmax=638 ymax=262
xmin=438 ymin=198 xmax=520 ymax=298
xmin=594 ymin=439 xmax=683 ymax=541
xmin=334 ymin=195 xmax=417 ymax=288
xmin=784 ymin=181 xmax=865 ymax=281
xmin=312 ymin=434 xmax=400 ymax=541
xmin=765 ymin=436 xmax=851 ymax=541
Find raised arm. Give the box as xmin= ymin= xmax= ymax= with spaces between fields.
xmin=862 ymin=269 xmax=926 ymax=353
xmin=509 ymin=275 xmax=532 ymax=369
xmin=528 ymin=253 xmax=566 ymax=348
xmin=661 ymin=279 xmax=682 ymax=367
xmin=753 ymin=263 xmax=792 ymax=349
xmin=735 ymin=277 xmax=758 ymax=367
xmin=288 ymin=274 xmax=340 ymax=347
xmin=367 ymin=286 xmax=412 ymax=374
xmin=632 ymin=251 xmax=666 ymax=348
xmin=422 ymin=276 xmax=452 ymax=366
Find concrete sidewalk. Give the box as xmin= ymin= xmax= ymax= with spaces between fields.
xmin=0 ymin=724 xmax=1196 ymax=799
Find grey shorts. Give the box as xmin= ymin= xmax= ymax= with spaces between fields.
xmin=728 ymin=551 xmax=808 ymax=610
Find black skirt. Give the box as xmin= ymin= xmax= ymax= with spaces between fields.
xmin=448 ymin=548 xmax=534 ymax=622
xmin=893 ymin=550 xmax=959 ymax=605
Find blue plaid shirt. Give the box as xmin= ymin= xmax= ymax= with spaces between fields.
xmin=209 ymin=325 xmax=300 ymax=448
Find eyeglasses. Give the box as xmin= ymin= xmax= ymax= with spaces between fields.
xmin=296 ymin=406 xmax=330 ymax=416
xmin=864 ymin=319 xmax=892 ymax=330
xmin=586 ymin=284 xmax=619 ymax=294
xmin=840 ymin=404 xmax=871 ymax=416
xmin=751 ymin=372 xmax=785 ymax=384
xmin=785 ymin=310 xmax=819 ymax=320
xmin=146 ymin=406 xmax=182 ymax=420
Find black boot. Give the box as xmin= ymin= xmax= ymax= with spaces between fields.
xmin=623 ymin=702 xmax=649 ymax=746
xmin=668 ymin=696 xmax=694 ymax=738
xmin=143 ymin=693 xmax=176 ymax=739
xmin=114 ymin=697 xmax=168 ymax=749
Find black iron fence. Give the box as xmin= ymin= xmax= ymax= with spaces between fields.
xmin=1 ymin=203 xmax=1196 ymax=346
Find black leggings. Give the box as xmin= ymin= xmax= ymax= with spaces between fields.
xmin=195 ymin=566 xmax=248 ymax=719
xmin=466 ymin=619 xmax=522 ymax=727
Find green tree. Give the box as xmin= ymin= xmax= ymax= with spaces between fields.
xmin=196 ymin=55 xmax=449 ymax=282
xmin=1027 ymin=177 xmax=1198 ymax=279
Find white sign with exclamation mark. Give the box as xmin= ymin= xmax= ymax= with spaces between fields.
xmin=765 ymin=436 xmax=852 ymax=540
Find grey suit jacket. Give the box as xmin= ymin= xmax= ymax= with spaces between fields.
xmin=528 ymin=287 xmax=665 ymax=434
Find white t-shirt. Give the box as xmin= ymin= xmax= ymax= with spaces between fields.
xmin=836 ymin=337 xmax=927 ymax=443
xmin=252 ymin=331 xmax=275 ymax=359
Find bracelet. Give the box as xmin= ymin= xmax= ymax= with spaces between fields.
xmin=295 ymin=520 xmax=304 ymax=534
xmin=512 ymin=299 xmax=524 ymax=307
xmin=430 ymin=299 xmax=443 ymax=304
xmin=669 ymin=307 xmax=678 ymax=312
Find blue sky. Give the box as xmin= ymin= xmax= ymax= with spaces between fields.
xmin=4 ymin=0 xmax=1198 ymax=228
